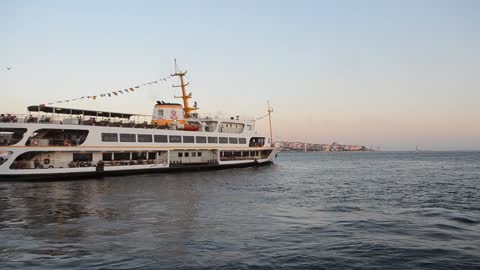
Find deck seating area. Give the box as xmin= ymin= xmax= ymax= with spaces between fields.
xmin=0 ymin=114 xmax=18 ymax=123
xmin=3 ymin=113 xmax=174 ymax=130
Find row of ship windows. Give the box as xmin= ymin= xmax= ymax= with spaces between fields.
xmin=101 ymin=133 xmax=247 ymax=144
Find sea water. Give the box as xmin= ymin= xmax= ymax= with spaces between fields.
xmin=1 ymin=151 xmax=479 ymax=269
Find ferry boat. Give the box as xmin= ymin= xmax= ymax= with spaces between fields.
xmin=0 ymin=65 xmax=278 ymax=180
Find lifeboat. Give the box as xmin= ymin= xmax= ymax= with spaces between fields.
xmin=182 ymin=124 xmax=199 ymax=131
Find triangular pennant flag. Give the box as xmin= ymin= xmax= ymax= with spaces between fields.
xmin=124 ymin=89 xmax=129 ymax=92
xmin=119 ymin=90 xmax=123 ymax=94
xmin=93 ymin=96 xmax=97 ymax=100
xmin=113 ymin=92 xmax=118 ymax=96
xmin=134 ymin=86 xmax=140 ymax=88
xmin=129 ymin=88 xmax=135 ymax=92
xmin=107 ymin=93 xmax=111 ymax=97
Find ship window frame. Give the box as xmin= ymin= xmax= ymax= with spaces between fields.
xmin=178 ymin=152 xmax=183 ymax=158
xmin=114 ymin=152 xmax=131 ymax=161
xmin=239 ymin=138 xmax=247 ymax=144
xmin=132 ymin=152 xmax=147 ymax=160
xmin=207 ymin=137 xmax=218 ymax=144
xmin=120 ymin=133 xmax=136 ymax=142
xmin=138 ymin=134 xmax=153 ymax=143
xmin=102 ymin=152 xmax=113 ymax=161
xmin=0 ymin=128 xmax=28 ymax=146
xmin=154 ymin=135 xmax=168 ymax=143
xmin=229 ymin=137 xmax=238 ymax=144
xmin=195 ymin=136 xmax=207 ymax=143
xmin=169 ymin=135 xmax=182 ymax=143
xmin=197 ymin=152 xmax=202 ymax=157
xmin=148 ymin=152 xmax=156 ymax=160
xmin=219 ymin=137 xmax=228 ymax=144
xmin=183 ymin=136 xmax=194 ymax=143
xmin=101 ymin=133 xmax=118 ymax=142
xmin=73 ymin=152 xmax=93 ymax=162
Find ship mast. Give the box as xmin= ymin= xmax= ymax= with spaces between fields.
xmin=171 ymin=59 xmax=197 ymax=118
xmin=267 ymin=100 xmax=274 ymax=146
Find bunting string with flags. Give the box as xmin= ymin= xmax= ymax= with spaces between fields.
xmin=45 ymin=75 xmax=173 ymax=106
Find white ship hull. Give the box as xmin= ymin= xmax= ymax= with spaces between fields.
xmin=0 ymin=122 xmax=278 ymax=181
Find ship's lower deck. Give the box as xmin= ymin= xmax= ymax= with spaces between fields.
xmin=0 ymin=147 xmax=278 ymax=181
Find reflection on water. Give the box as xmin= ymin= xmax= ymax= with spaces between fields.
xmin=1 ymin=152 xmax=480 ymax=269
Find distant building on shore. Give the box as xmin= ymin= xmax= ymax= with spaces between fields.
xmin=277 ymin=141 xmax=370 ymax=152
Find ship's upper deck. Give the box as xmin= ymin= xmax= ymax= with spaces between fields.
xmin=0 ymin=105 xmax=255 ymax=132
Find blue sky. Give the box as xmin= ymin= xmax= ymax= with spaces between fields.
xmin=1 ymin=0 xmax=479 ymax=150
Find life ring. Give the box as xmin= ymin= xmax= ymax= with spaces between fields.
xmin=170 ymin=111 xmax=178 ymax=120
xmin=44 ymin=159 xmax=50 ymax=165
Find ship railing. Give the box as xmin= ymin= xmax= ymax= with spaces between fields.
xmin=196 ymin=112 xmax=255 ymax=122
xmin=219 ymin=156 xmax=258 ymax=161
xmin=0 ymin=114 xmax=29 ymax=123
xmin=2 ymin=112 xmax=257 ymax=131
xmin=249 ymin=143 xmax=266 ymax=147
xmin=0 ymin=113 xmax=161 ymax=127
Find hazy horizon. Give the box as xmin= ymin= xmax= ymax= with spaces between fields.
xmin=2 ymin=0 xmax=479 ymax=151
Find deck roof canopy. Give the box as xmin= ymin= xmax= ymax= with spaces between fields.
xmin=27 ymin=105 xmax=142 ymax=119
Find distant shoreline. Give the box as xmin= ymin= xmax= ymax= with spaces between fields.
xmin=280 ymin=149 xmax=372 ymax=153
xmin=277 ymin=141 xmax=372 ymax=152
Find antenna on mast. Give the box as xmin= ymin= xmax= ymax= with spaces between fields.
xmin=174 ymin=58 xmax=180 ymax=74
xmin=267 ymin=100 xmax=274 ymax=146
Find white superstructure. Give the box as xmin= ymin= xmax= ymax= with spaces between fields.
xmin=0 ymin=66 xmax=278 ymax=180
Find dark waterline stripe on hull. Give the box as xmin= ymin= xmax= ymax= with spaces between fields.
xmin=0 ymin=161 xmax=273 ymax=182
